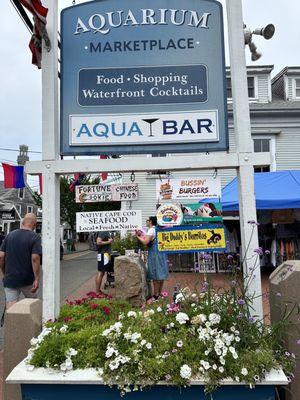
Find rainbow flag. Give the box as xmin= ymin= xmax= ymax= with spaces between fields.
xmin=2 ymin=163 xmax=25 ymax=189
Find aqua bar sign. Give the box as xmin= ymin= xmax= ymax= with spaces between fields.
xmin=60 ymin=0 xmax=228 ymax=156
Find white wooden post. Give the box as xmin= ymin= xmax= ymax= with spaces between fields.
xmin=227 ymin=0 xmax=263 ymax=319
xmin=41 ymin=1 xmax=60 ymax=320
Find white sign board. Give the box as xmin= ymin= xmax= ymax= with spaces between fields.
xmin=75 ymin=184 xmax=139 ymax=203
xmin=70 ymin=110 xmax=219 ymax=146
xmin=75 ymin=184 xmax=112 ymax=203
xmin=76 ymin=210 xmax=142 ymax=232
xmin=156 ymin=177 xmax=221 ymax=202
xmin=111 ymin=184 xmax=139 ymax=201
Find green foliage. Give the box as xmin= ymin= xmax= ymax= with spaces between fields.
xmin=111 ymin=233 xmax=144 ymax=255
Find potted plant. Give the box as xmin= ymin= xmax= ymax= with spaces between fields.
xmin=7 ymin=277 xmax=293 ymax=400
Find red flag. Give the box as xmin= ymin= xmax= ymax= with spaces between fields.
xmin=19 ymin=0 xmax=50 ymax=68
xmin=100 ymin=155 xmax=108 ymax=181
xmin=2 ymin=163 xmax=25 ymax=189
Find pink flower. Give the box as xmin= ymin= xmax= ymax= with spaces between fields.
xmin=161 ymin=291 xmax=168 ymax=298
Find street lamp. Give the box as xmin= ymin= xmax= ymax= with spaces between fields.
xmin=244 ymin=23 xmax=275 ymax=61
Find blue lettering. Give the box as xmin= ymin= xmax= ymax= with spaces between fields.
xmin=198 ymin=119 xmax=213 ymax=133
xmin=77 ymin=124 xmax=92 ymax=137
xmin=163 ymin=120 xmax=177 ymax=134
xmin=128 ymin=122 xmax=143 ymax=136
xmin=179 ymin=120 xmax=195 ymax=134
xmin=93 ymin=123 xmax=109 ymax=138
xmin=111 ymin=122 xmax=126 ymax=136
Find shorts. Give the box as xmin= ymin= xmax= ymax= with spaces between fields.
xmin=97 ymin=252 xmax=112 ymax=272
xmin=4 ymin=285 xmax=37 ymax=303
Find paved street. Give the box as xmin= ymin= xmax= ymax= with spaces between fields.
xmin=0 ymin=249 xmax=97 ymax=348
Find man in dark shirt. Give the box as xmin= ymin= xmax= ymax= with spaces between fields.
xmin=0 ymin=213 xmax=42 ymax=309
xmin=95 ymin=231 xmax=113 ymax=294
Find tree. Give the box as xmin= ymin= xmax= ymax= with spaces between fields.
xmin=60 ymin=176 xmax=120 ymax=233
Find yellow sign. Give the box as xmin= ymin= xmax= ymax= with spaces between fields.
xmin=157 ymin=226 xmax=226 ymax=253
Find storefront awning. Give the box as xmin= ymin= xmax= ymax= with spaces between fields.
xmin=222 ymin=170 xmax=300 ymax=211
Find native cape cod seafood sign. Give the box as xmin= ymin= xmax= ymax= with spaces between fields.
xmin=60 ymin=0 xmax=228 ymax=155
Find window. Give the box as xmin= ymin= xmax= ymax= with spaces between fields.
xmin=294 ymin=78 xmax=300 ymax=98
xmin=18 ymin=188 xmax=24 ymax=199
xmin=27 ymin=205 xmax=34 ymax=213
xmin=254 ymin=166 xmax=270 ymax=173
xmin=253 ymin=138 xmax=270 ymax=153
xmin=16 ymin=205 xmax=22 ymax=217
xmin=226 ymin=76 xmax=255 ymax=99
xmin=253 ymin=138 xmax=273 ymax=173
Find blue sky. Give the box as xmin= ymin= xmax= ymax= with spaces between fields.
xmin=1 ymin=0 xmax=299 ymax=186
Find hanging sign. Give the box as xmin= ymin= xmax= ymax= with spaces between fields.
xmin=181 ymin=201 xmax=223 ymax=224
xmin=156 ymin=225 xmax=226 ymax=254
xmin=75 ymin=183 xmax=139 ymax=203
xmin=110 ymin=183 xmax=139 ymax=201
xmin=1 ymin=211 xmax=15 ymax=221
xmin=75 ymin=184 xmax=112 ymax=203
xmin=60 ymin=0 xmax=228 ymax=156
xmin=157 ymin=203 xmax=183 ymax=226
xmin=76 ymin=210 xmax=142 ymax=232
xmin=156 ymin=177 xmax=221 ymax=202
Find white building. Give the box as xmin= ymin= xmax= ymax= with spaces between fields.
xmin=122 ymin=65 xmax=300 ymax=223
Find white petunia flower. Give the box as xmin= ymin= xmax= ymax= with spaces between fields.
xmin=127 ymin=311 xmax=137 ymax=318
xmin=59 ymin=325 xmax=68 ymax=333
xmin=176 ymin=312 xmax=189 ymax=325
xmin=241 ymin=368 xmax=248 ymax=376
xmin=130 ymin=332 xmax=141 ymax=343
xmin=146 ymin=342 xmax=152 ymax=350
xmin=141 ymin=339 xmax=147 ymax=346
xmin=219 ymin=366 xmax=224 ymax=373
xmin=175 ymin=293 xmax=185 ymax=303
xmin=157 ymin=307 xmax=162 ymax=312
xmin=180 ymin=364 xmax=192 ymax=379
xmin=209 ymin=313 xmax=221 ymax=325
xmin=176 ymin=340 xmax=183 ymax=348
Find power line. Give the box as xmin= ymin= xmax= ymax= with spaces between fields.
xmin=0 ymin=147 xmax=42 ymax=154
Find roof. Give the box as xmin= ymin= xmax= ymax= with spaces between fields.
xmin=227 ymin=99 xmax=300 ymax=113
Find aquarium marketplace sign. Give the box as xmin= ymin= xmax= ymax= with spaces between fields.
xmin=60 ymin=0 xmax=228 ymax=155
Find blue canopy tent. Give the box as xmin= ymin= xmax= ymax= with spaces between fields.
xmin=222 ymin=170 xmax=300 ymax=211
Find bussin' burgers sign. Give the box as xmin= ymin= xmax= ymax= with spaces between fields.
xmin=156 ymin=177 xmax=221 ymax=203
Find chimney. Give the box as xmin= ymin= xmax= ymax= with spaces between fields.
xmin=17 ymin=145 xmax=29 ymax=166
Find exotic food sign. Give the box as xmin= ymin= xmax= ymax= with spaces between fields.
xmin=156 ymin=177 xmax=221 ymax=202
xmin=76 ymin=210 xmax=142 ymax=232
xmin=156 ymin=225 xmax=226 ymax=253
xmin=60 ymin=0 xmax=228 ymax=156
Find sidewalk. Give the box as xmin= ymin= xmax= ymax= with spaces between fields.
xmin=64 ymin=241 xmax=89 ymax=255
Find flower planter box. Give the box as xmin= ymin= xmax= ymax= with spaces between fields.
xmin=7 ymin=361 xmax=288 ymax=400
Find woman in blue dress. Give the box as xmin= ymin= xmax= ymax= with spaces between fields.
xmin=136 ymin=216 xmax=168 ymax=299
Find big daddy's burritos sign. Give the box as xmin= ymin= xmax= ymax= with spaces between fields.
xmin=156 ymin=177 xmax=221 ymax=202
xmin=76 ymin=210 xmax=142 ymax=232
xmin=156 ymin=225 xmax=226 ymax=254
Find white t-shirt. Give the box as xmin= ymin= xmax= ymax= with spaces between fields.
xmin=147 ymin=227 xmax=155 ymax=239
